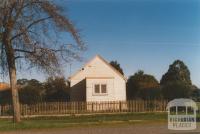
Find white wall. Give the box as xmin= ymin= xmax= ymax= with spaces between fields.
xmin=86 ymin=78 xmax=114 ymax=101
xmin=70 ymin=56 xmax=126 ymax=102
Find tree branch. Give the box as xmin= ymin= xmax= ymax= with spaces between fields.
xmin=13 ymin=0 xmax=25 ymax=23
xmin=14 ymin=49 xmax=35 ymax=54
xmin=15 ymin=56 xmax=24 ymax=60
xmin=11 ymin=17 xmax=51 ymax=40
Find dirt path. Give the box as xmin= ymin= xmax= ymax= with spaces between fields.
xmin=1 ymin=123 xmax=200 ymax=134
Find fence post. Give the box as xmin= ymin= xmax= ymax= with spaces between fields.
xmin=91 ymin=102 xmax=94 ymax=112
xmin=0 ymin=100 xmax=170 ymax=117
xmin=119 ymin=101 xmax=122 ymax=112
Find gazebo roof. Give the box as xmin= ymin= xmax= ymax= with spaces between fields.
xmin=166 ymin=98 xmax=198 ymax=110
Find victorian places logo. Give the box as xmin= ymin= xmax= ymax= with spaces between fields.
xmin=167 ymin=99 xmax=198 ymax=130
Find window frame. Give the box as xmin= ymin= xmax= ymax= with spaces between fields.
xmin=94 ymin=84 xmax=100 ymax=94
xmin=101 ymin=84 xmax=107 ymax=94
xmin=93 ymin=83 xmax=108 ymax=96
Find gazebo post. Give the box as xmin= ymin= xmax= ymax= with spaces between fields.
xmin=186 ymin=106 xmax=188 ymax=115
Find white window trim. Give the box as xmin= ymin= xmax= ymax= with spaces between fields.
xmin=93 ymin=83 xmax=108 ymax=96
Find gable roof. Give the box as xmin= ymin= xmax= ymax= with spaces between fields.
xmin=70 ymin=55 xmax=127 ymax=81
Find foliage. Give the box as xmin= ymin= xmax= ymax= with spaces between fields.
xmin=0 ymin=89 xmax=12 ymax=105
xmin=0 ymin=0 xmax=85 ymax=122
xmin=110 ymin=60 xmax=124 ymax=75
xmin=189 ymin=85 xmax=200 ymax=101
xmin=17 ymin=79 xmax=29 ymax=85
xmin=0 ymin=78 xmax=70 ymax=104
xmin=44 ymin=77 xmax=70 ymax=101
xmin=18 ymin=79 xmax=45 ymax=104
xmin=0 ymin=0 xmax=85 ymax=75
xmin=161 ymin=81 xmax=192 ymax=100
xmin=138 ymin=88 xmax=162 ymax=100
xmin=160 ymin=60 xmax=195 ymax=100
xmin=126 ymin=70 xmax=161 ymax=100
xmin=160 ymin=60 xmax=191 ymax=85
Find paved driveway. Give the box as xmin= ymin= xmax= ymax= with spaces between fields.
xmin=1 ymin=123 xmax=200 ymax=134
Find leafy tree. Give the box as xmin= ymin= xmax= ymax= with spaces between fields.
xmin=162 ymin=81 xmax=192 ymax=100
xmin=189 ymin=85 xmax=200 ymax=101
xmin=138 ymin=88 xmax=162 ymax=100
xmin=127 ymin=70 xmax=160 ymax=100
xmin=0 ymin=89 xmax=12 ymax=105
xmin=160 ymin=60 xmax=193 ymax=100
xmin=17 ymin=79 xmax=29 ymax=85
xmin=44 ymin=77 xmax=70 ymax=101
xmin=110 ymin=60 xmax=124 ymax=75
xmin=0 ymin=1 xmax=84 ymax=122
xmin=18 ymin=79 xmax=45 ymax=104
xmin=160 ymin=60 xmax=191 ymax=85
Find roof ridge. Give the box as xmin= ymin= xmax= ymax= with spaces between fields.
xmin=95 ymin=55 xmax=127 ymax=81
xmin=70 ymin=55 xmax=127 ymax=81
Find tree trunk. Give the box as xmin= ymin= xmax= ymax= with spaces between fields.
xmin=3 ymin=33 xmax=21 ymax=123
xmin=9 ymin=67 xmax=21 ymax=123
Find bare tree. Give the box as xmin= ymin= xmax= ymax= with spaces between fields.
xmin=0 ymin=0 xmax=85 ymax=122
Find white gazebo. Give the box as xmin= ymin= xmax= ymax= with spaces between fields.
xmin=166 ymin=98 xmax=198 ymax=130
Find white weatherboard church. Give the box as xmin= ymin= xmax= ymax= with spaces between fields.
xmin=70 ymin=55 xmax=127 ymax=102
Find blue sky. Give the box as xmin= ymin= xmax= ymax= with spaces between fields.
xmin=64 ymin=0 xmax=200 ymax=87
xmin=7 ymin=0 xmax=200 ymax=87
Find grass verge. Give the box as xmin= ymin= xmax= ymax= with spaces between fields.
xmin=0 ymin=112 xmax=167 ymax=131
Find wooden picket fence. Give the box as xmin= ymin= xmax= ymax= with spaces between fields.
xmin=0 ymin=100 xmax=169 ymax=117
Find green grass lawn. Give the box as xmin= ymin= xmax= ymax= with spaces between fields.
xmin=0 ymin=112 xmax=168 ymax=131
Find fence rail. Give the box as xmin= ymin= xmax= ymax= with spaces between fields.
xmin=0 ymin=100 xmax=169 ymax=117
